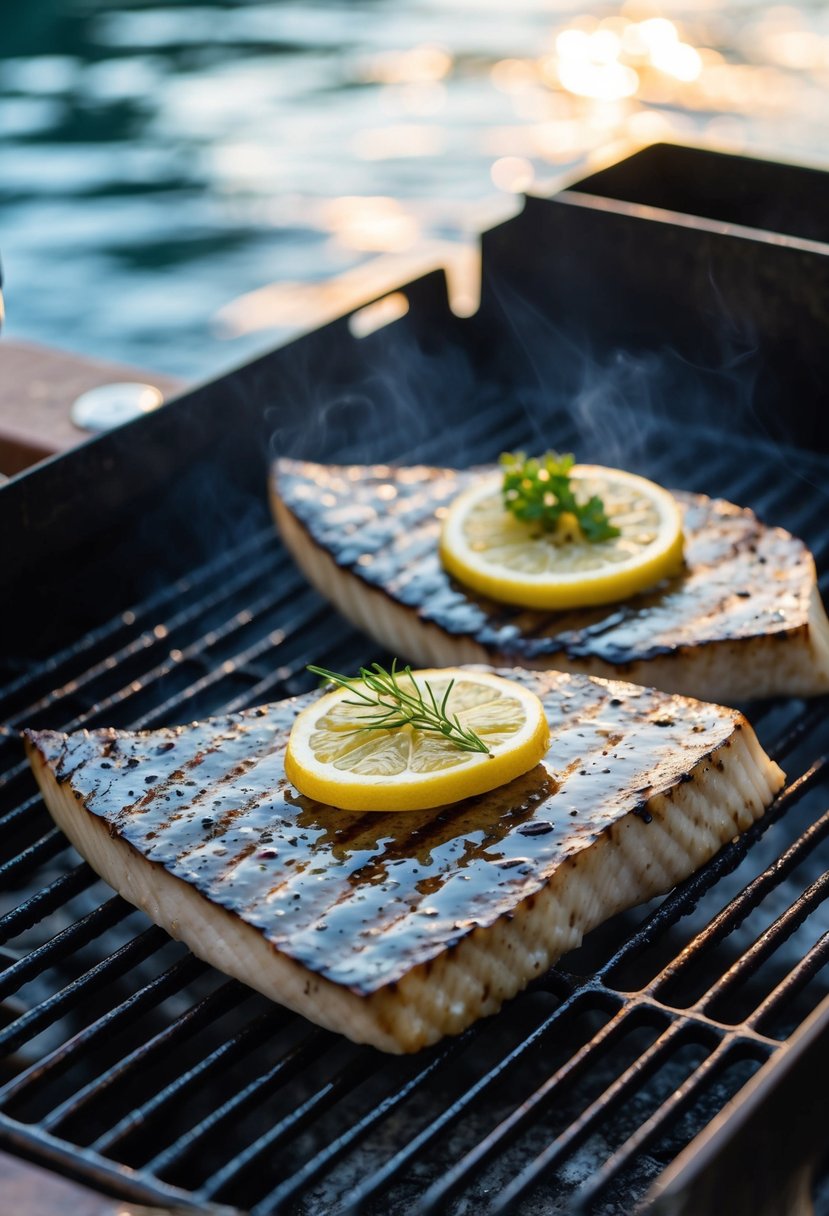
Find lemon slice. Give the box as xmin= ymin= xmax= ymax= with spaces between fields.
xmin=285 ymin=668 xmax=550 ymax=811
xmin=439 ymin=464 xmax=684 ymax=610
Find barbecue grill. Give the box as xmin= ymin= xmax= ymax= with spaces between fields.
xmin=2 ymin=142 xmax=829 ymax=1215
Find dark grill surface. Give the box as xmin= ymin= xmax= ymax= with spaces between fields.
xmin=2 ymin=396 xmax=829 ymax=1214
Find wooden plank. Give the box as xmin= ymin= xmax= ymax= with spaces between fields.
xmin=0 ymin=1150 xmax=163 ymax=1215
xmin=0 ymin=340 xmax=185 ymax=477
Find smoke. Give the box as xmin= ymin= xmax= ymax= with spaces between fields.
xmin=256 ymin=204 xmax=827 ymax=544
xmin=262 ymin=274 xmax=766 ymax=489
xmin=265 ymin=289 xmax=491 ymax=469
xmin=473 ymin=261 xmax=787 ymax=497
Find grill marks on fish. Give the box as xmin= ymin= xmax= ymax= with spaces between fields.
xmin=25 ymin=671 xmax=784 ymax=1051
xmin=272 ymin=460 xmax=829 ymax=701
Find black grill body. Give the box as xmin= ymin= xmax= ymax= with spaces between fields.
xmin=572 ymin=140 xmax=829 ymax=245
xmin=2 ymin=145 xmax=829 ymax=1215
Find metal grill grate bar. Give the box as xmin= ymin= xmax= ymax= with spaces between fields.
xmin=0 ymin=951 xmax=206 ymax=1108
xmin=146 ymin=1028 xmax=332 ymax=1176
xmin=644 ymin=770 xmax=829 ymax=998
xmin=0 ymin=579 xmax=322 ymax=795
xmin=494 ymin=1033 xmax=769 ymax=1216
xmin=0 ymin=896 xmax=130 ymax=1003
xmin=0 ymin=866 xmax=96 ymax=946
xmin=251 ymin=1038 xmax=467 ymax=1216
xmin=698 ymin=870 xmax=829 ymax=1016
xmin=0 ymin=806 xmax=60 ymax=864
xmin=128 ymin=600 xmax=334 ymax=731
xmin=0 ymin=926 xmax=168 ymax=1056
xmin=37 ymin=979 xmax=244 ymax=1134
xmin=339 ymin=998 xmax=625 ymax=1216
xmin=750 ymin=930 xmax=829 ymax=1033
xmin=0 ymin=830 xmax=65 ymax=885
xmin=200 ymin=1047 xmax=376 ymax=1201
xmin=0 ymin=527 xmax=280 ymax=713
xmin=565 ymin=1040 xmax=757 ymax=1215
xmin=702 ymin=460 xmax=770 ymax=507
xmin=751 ymin=697 xmax=829 ymax=763
xmin=0 ymin=798 xmax=49 ymax=840
xmin=398 ymin=407 xmax=577 ymax=475
xmin=2 ymin=542 xmax=290 ymax=731
xmin=219 ymin=632 xmax=376 ymax=716
xmin=659 ymin=441 xmax=734 ymax=489
xmin=425 ymin=1016 xmax=693 ymax=1216
xmin=766 ymin=701 xmax=829 ymax=761
xmin=597 ymin=765 xmax=823 ymax=984
xmin=92 ymin=1005 xmax=289 ymax=1154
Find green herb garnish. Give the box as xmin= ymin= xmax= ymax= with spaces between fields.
xmin=500 ymin=450 xmax=620 ymax=542
xmin=307 ymin=660 xmax=491 ymax=754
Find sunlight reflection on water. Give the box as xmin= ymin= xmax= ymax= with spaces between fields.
xmin=1 ymin=0 xmax=827 ymax=376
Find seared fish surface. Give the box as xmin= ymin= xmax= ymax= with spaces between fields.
xmin=26 ymin=670 xmax=783 ymax=1052
xmin=272 ymin=459 xmax=829 ymax=702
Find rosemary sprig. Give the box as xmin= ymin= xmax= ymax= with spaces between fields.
xmin=500 ymin=450 xmax=620 ymax=542
xmin=307 ymin=660 xmax=491 ymax=754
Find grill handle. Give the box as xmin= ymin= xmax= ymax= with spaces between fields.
xmin=643 ymin=995 xmax=829 ymax=1216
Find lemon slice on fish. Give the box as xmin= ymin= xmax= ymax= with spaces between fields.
xmin=439 ymin=465 xmax=684 ymax=610
xmin=285 ymin=668 xmax=550 ymax=811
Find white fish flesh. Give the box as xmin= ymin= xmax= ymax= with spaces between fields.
xmin=25 ymin=669 xmax=783 ymax=1053
xmin=272 ymin=459 xmax=829 ymax=702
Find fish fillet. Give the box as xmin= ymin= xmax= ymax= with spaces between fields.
xmin=25 ymin=670 xmax=783 ymax=1053
xmin=271 ymin=459 xmax=829 ymax=702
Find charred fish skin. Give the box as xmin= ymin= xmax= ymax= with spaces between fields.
xmin=272 ymin=459 xmax=829 ymax=702
xmin=25 ymin=670 xmax=783 ymax=1052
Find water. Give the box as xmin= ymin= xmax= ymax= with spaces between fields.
xmin=1 ymin=0 xmax=827 ymax=379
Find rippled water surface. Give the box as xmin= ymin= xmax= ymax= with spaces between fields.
xmin=2 ymin=0 xmax=827 ymax=377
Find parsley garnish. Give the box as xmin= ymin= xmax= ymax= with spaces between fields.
xmin=500 ymin=450 xmax=620 ymax=543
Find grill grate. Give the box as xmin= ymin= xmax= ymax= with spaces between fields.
xmin=1 ymin=397 xmax=829 ymax=1215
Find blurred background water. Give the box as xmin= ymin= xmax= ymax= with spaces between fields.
xmin=1 ymin=0 xmax=827 ymax=378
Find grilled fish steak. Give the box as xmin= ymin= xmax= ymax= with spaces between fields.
xmin=272 ymin=459 xmax=829 ymax=702
xmin=25 ymin=670 xmax=783 ymax=1053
